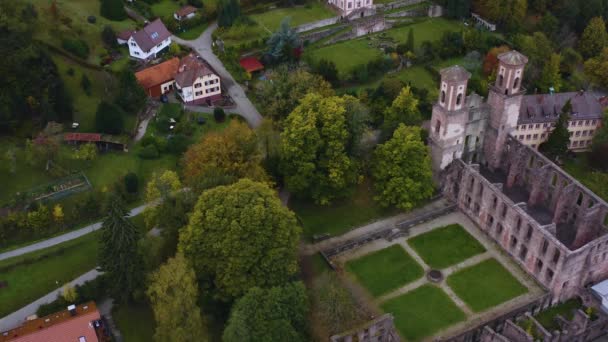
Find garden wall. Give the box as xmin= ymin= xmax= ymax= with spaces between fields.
xmin=296 ymin=16 xmax=341 ymax=33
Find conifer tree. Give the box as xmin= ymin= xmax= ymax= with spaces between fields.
xmin=539 ymin=100 xmax=571 ymax=161
xmin=98 ymin=195 xmax=143 ymax=303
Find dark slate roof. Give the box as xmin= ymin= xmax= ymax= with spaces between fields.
xmin=498 ymin=50 xmax=528 ymax=65
xmin=131 ymin=19 xmax=171 ymax=53
xmin=518 ymin=91 xmax=604 ymax=124
xmin=174 ymin=54 xmax=216 ymax=87
xmin=440 ymin=65 xmax=471 ymax=82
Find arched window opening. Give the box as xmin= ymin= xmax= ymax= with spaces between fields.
xmin=456 ymin=93 xmax=463 ymax=105
xmin=435 ymin=120 xmax=441 ymax=134
xmin=499 ymin=74 xmax=504 ymax=87
xmin=441 ymin=91 xmax=446 ymax=103
xmin=513 ymin=77 xmax=520 ymax=89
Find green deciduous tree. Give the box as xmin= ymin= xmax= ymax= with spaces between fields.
xmin=217 ymin=0 xmax=240 ymax=27
xmin=372 ymin=125 xmax=434 ymax=210
xmin=280 ymin=94 xmax=359 ymax=204
xmin=580 ymin=17 xmax=608 ymax=59
xmin=538 ymin=53 xmax=562 ymax=92
xmin=314 ymin=59 xmax=339 ymax=86
xmin=116 ymin=71 xmax=147 ymax=114
xmin=95 ymin=101 xmax=125 ymax=134
xmin=98 ymin=196 xmax=143 ymax=303
xmin=257 ymin=68 xmax=334 ymax=123
xmin=223 ymin=282 xmax=309 ymax=342
xmin=144 ymin=170 xmax=182 ymax=228
xmin=147 ymin=253 xmax=207 ymax=342
xmin=178 ymin=179 xmax=300 ymax=300
xmin=539 ymin=100 xmax=571 ymax=161
xmin=584 ymin=47 xmax=608 ymax=88
xmin=100 ymin=0 xmax=127 ymax=21
xmin=182 ymin=121 xmax=267 ymax=191
xmin=382 ymin=86 xmax=422 ymax=138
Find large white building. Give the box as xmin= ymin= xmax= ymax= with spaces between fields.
xmin=127 ymin=19 xmax=172 ymax=60
xmin=327 ymin=0 xmax=374 ymax=16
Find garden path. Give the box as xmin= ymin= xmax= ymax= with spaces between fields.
xmin=0 ymin=269 xmax=101 ymax=332
xmin=171 ymin=23 xmax=263 ymax=128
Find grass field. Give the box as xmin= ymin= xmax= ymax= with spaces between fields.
xmin=346 ymin=245 xmax=423 ymax=297
xmin=250 ymin=2 xmax=335 ymax=31
xmin=408 ymin=224 xmax=486 ymax=269
xmin=176 ymin=23 xmax=209 ymax=40
xmin=0 ymin=231 xmax=100 ymax=318
xmin=290 ymin=181 xmax=397 ymax=239
xmin=151 ymin=0 xmax=181 ymax=18
xmin=534 ymin=298 xmax=582 ymax=331
xmin=113 ymin=303 xmax=156 ymax=342
xmin=381 ymin=285 xmax=466 ymax=341
xmin=447 ymin=259 xmax=528 ymax=312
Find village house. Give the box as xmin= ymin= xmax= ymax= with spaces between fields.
xmin=174 ymin=54 xmax=222 ymax=105
xmin=127 ymin=19 xmax=172 ymax=60
xmin=0 ymin=302 xmax=108 ymax=342
xmin=134 ymin=57 xmax=180 ymax=97
xmin=116 ymin=30 xmax=133 ymax=45
xmin=174 ymin=5 xmax=197 ymax=21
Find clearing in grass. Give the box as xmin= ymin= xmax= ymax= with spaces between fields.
xmin=250 ymin=3 xmax=335 ymax=31
xmin=408 ymin=224 xmax=486 ymax=269
xmin=346 ymin=245 xmax=423 ymax=297
xmin=447 ymin=258 xmax=528 ymax=312
xmin=381 ymin=284 xmax=466 ymax=341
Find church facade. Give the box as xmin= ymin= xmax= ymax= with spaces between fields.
xmin=327 ymin=0 xmax=374 ymax=16
xmin=431 ymin=51 xmax=608 ymax=301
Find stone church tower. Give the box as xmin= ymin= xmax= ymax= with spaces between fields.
xmin=429 ymin=66 xmax=471 ymax=172
xmin=482 ymin=51 xmax=528 ymax=169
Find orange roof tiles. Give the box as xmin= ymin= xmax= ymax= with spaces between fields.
xmin=135 ymin=57 xmax=180 ymax=89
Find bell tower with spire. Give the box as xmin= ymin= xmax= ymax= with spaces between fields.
xmin=483 ymin=50 xmax=528 ymax=169
xmin=429 ymin=65 xmax=471 ymax=172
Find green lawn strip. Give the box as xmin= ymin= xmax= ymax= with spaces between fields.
xmin=113 ymin=303 xmax=156 ymax=342
xmin=346 ymin=245 xmax=423 ymax=297
xmin=290 ymin=181 xmax=397 ymax=239
xmin=407 ymin=224 xmax=486 ymax=269
xmin=250 ymin=3 xmax=335 ymax=31
xmin=447 ymin=258 xmax=528 ymax=312
xmin=176 ymin=22 xmax=209 ymax=40
xmin=534 ymin=298 xmax=582 ymax=332
xmin=0 ymin=231 xmax=100 ymax=318
xmin=381 ymin=284 xmax=466 ymax=341
xmin=151 ymin=0 xmax=181 ymax=18
xmin=308 ymin=38 xmax=384 ymax=76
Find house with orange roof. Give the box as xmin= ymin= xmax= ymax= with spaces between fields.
xmin=135 ymin=57 xmax=180 ymax=97
xmin=0 ymin=302 xmax=109 ymax=342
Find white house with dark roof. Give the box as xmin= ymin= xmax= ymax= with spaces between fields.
xmin=128 ymin=19 xmax=172 ymax=60
xmin=174 ymin=54 xmax=222 ymax=105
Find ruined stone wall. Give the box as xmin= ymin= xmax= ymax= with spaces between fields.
xmin=330 ymin=314 xmax=399 ymax=342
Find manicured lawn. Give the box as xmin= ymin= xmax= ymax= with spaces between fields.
xmin=408 ymin=224 xmax=486 ymax=269
xmin=346 ymin=245 xmax=423 ymax=297
xmin=381 ymin=284 xmax=466 ymax=341
xmin=151 ymin=0 xmax=181 ymax=18
xmin=176 ymin=23 xmax=208 ymax=40
xmin=563 ymin=154 xmax=608 ymax=202
xmin=447 ymin=259 xmax=528 ymax=312
xmin=0 ymin=231 xmax=100 ymax=318
xmin=290 ymin=181 xmax=397 ymax=239
xmin=383 ymin=18 xmax=463 ymax=49
xmin=250 ymin=3 xmax=335 ymax=31
xmin=534 ymin=298 xmax=582 ymax=332
xmin=340 ymin=65 xmax=437 ymax=95
xmin=113 ymin=303 xmax=156 ymax=342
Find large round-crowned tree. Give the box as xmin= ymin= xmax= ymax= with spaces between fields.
xmin=178 ymin=179 xmax=301 ymax=300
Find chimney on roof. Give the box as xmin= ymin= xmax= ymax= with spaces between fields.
xmin=67 ymin=305 xmax=77 ymax=316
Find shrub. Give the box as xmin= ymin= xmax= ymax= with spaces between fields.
xmin=61 ymin=38 xmax=90 ymax=59
xmin=101 ymin=25 xmax=117 ymax=48
xmin=100 ymin=0 xmax=127 ymax=21
xmin=188 ymin=0 xmax=204 ymax=7
xmin=214 ymin=107 xmax=226 ymax=122
xmin=124 ymin=172 xmax=139 ymax=194
xmin=95 ymin=101 xmax=125 ymax=134
xmin=167 ymin=134 xmax=190 ymax=154
xmin=138 ymin=144 xmax=160 ymax=159
xmin=87 ymin=15 xmax=96 ymax=24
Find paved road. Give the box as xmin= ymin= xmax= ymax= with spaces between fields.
xmin=0 ymin=204 xmax=151 ymax=262
xmin=172 ymin=23 xmax=263 ymax=128
xmin=0 ymin=269 xmax=101 ymax=332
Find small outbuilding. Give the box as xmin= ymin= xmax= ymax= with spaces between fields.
xmin=239 ymin=57 xmax=264 ymax=74
xmin=174 ymin=5 xmax=198 ymax=21
xmin=117 ymin=30 xmax=134 ymax=45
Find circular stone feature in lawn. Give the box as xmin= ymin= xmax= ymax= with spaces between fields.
xmin=427 ymin=269 xmax=443 ymax=283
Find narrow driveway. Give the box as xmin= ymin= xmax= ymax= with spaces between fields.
xmin=172 ymin=23 xmax=263 ymax=128
xmin=0 ymin=269 xmax=101 ymax=332
xmin=0 ymin=204 xmax=151 ymax=262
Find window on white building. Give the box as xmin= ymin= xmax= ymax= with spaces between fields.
xmin=194 ymin=83 xmax=202 ymax=88
xmin=195 ymin=91 xmax=202 ymax=96
xmin=526 ymin=134 xmax=531 ymax=140
xmin=134 ymin=51 xmax=140 ymax=55
xmin=533 ymin=134 xmax=538 ymax=139
xmin=535 ymin=124 xmax=540 ymax=129
xmin=130 ymin=42 xmax=136 ymax=47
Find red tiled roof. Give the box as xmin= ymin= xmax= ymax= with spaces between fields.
xmin=135 ymin=57 xmax=180 ymax=89
xmin=239 ymin=57 xmax=264 ymax=73
xmin=174 ymin=54 xmax=216 ymax=87
xmin=64 ymin=133 xmax=102 ymax=142
xmin=175 ymin=5 xmax=197 ymax=17
xmin=117 ymin=30 xmax=134 ymax=41
xmin=0 ymin=302 xmax=101 ymax=342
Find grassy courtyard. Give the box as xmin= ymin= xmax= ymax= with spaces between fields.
xmin=447 ymin=258 xmax=528 ymax=312
xmin=381 ymin=285 xmax=466 ymax=341
xmin=534 ymin=298 xmax=582 ymax=331
xmin=408 ymin=224 xmax=486 ymax=269
xmin=345 ymin=245 xmax=423 ymax=297
xmin=0 ymin=231 xmax=100 ymax=318
xmin=250 ymin=2 xmax=335 ymax=31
